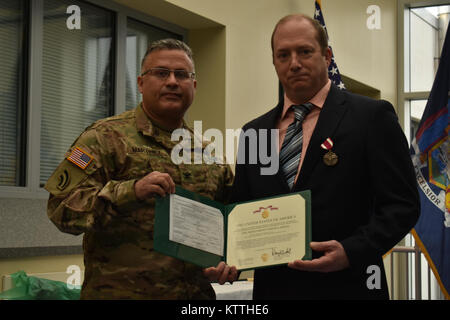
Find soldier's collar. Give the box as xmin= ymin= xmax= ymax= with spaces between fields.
xmin=135 ymin=103 xmax=187 ymax=135
xmin=135 ymin=103 xmax=198 ymax=146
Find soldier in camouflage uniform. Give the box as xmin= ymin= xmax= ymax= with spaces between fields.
xmin=45 ymin=39 xmax=237 ymax=299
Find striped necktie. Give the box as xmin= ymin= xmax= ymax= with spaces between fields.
xmin=279 ymin=103 xmax=313 ymax=189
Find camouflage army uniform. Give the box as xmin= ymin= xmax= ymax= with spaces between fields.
xmin=45 ymin=103 xmax=233 ymax=300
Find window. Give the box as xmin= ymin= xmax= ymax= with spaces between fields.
xmin=40 ymin=0 xmax=115 ymax=186
xmin=408 ymin=99 xmax=428 ymax=142
xmin=125 ymin=18 xmax=181 ymax=110
xmin=0 ymin=0 xmax=27 ymax=186
xmin=404 ymin=6 xmax=448 ymax=145
xmin=409 ymin=8 xmax=440 ymax=92
xmin=0 ymin=0 xmax=186 ymax=195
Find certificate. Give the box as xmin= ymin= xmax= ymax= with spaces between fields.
xmin=169 ymin=194 xmax=224 ymax=256
xmin=226 ymin=195 xmax=307 ymax=270
xmin=154 ymin=186 xmax=311 ymax=271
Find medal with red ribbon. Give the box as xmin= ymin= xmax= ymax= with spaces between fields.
xmin=321 ymin=138 xmax=338 ymax=166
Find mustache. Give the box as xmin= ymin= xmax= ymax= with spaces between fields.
xmin=160 ymin=90 xmax=182 ymax=97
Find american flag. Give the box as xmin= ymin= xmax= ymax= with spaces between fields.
xmin=314 ymin=0 xmax=346 ymax=90
xmin=67 ymin=147 xmax=92 ymax=169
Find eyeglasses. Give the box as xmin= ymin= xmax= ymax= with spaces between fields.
xmin=141 ymin=67 xmax=195 ymax=81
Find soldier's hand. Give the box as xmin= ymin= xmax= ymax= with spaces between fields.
xmin=134 ymin=171 xmax=176 ymax=200
xmin=203 ymin=261 xmax=238 ymax=285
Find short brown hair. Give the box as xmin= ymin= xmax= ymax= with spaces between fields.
xmin=271 ymin=14 xmax=329 ymax=55
xmin=140 ymin=38 xmax=195 ymax=70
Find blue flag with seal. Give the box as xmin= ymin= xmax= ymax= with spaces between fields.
xmin=410 ymin=23 xmax=449 ymax=300
xmin=313 ymin=0 xmax=346 ymax=90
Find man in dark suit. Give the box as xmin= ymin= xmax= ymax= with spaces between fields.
xmin=231 ymin=14 xmax=420 ymax=299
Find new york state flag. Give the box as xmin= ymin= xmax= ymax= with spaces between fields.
xmin=410 ymin=23 xmax=449 ymax=300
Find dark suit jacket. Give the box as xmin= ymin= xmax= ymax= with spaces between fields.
xmin=230 ymin=84 xmax=420 ymax=299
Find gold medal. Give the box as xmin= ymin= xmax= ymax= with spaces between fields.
xmin=323 ymin=150 xmax=338 ymax=166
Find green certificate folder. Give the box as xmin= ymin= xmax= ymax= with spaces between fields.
xmin=154 ymin=186 xmax=311 ymax=271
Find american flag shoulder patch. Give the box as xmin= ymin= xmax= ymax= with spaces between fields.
xmin=67 ymin=147 xmax=93 ymax=170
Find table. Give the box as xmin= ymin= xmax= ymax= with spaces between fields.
xmin=212 ymin=281 xmax=253 ymax=300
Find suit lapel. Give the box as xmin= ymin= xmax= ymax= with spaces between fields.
xmin=294 ymin=84 xmax=348 ymax=190
xmin=258 ymin=100 xmax=283 ymax=130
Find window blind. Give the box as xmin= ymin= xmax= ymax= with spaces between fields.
xmin=0 ymin=0 xmax=25 ymax=186
xmin=40 ymin=0 xmax=114 ymax=186
xmin=125 ymin=18 xmax=180 ymax=110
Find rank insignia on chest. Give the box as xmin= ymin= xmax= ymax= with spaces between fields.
xmin=67 ymin=147 xmax=93 ymax=170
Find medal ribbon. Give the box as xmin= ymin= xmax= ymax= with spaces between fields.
xmin=320 ymin=138 xmax=334 ymax=150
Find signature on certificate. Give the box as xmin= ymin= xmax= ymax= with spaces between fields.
xmin=272 ymin=247 xmax=292 ymax=258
